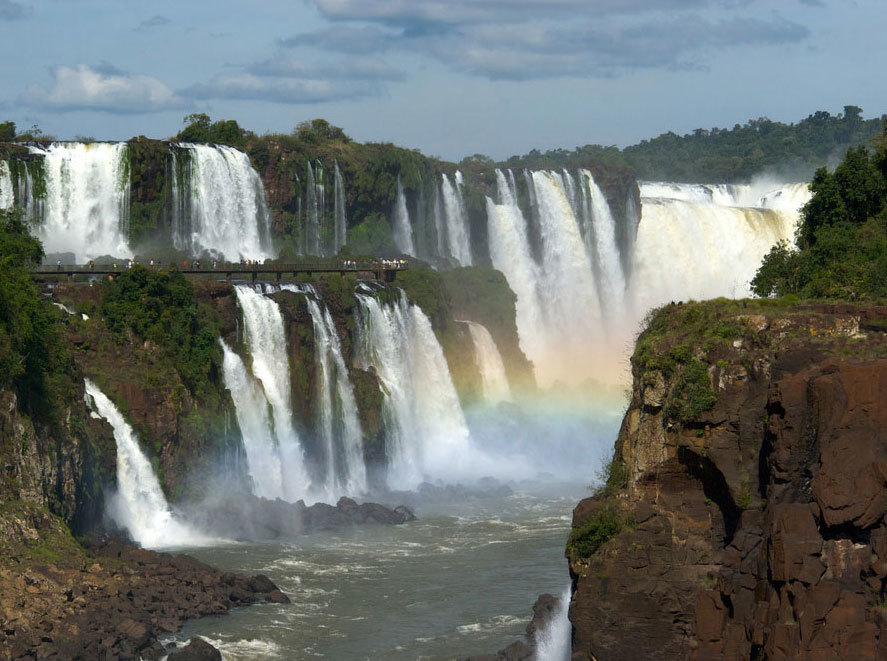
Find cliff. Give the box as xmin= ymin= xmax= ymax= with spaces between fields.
xmin=568 ymin=300 xmax=887 ymax=660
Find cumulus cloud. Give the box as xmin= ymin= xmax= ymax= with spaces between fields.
xmin=0 ymin=0 xmax=27 ymax=20
xmin=289 ymin=0 xmax=810 ymax=80
xmin=24 ymin=65 xmax=187 ymax=113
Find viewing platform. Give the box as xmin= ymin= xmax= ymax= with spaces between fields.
xmin=32 ymin=261 xmax=408 ymax=283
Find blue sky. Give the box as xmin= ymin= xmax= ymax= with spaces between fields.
xmin=1 ymin=0 xmax=884 ymax=160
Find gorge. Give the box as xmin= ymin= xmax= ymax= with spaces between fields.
xmin=0 ymin=131 xmax=817 ymax=659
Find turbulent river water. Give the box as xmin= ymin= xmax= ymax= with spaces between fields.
xmin=164 ymin=482 xmax=589 ymax=660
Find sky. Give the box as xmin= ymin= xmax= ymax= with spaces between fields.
xmin=1 ymin=0 xmax=885 ymax=161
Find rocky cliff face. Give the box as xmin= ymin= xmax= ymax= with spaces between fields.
xmin=568 ymin=302 xmax=887 ymax=660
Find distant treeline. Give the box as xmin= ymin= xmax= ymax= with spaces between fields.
xmin=497 ymin=106 xmax=886 ymax=183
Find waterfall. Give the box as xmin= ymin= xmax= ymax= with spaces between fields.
xmin=233 ymin=285 xmax=311 ymax=502
xmin=354 ymin=290 xmax=471 ymax=489
xmin=440 ymin=172 xmax=473 ymax=265
xmin=28 ymin=142 xmax=131 ymax=261
xmin=581 ymin=169 xmax=625 ymax=316
xmin=306 ymin=161 xmax=320 ymax=255
xmin=629 ymin=183 xmax=804 ymax=315
xmin=534 ymin=586 xmax=572 ymax=661
xmin=333 ymin=161 xmax=347 ymax=255
xmin=302 ymin=291 xmax=367 ymax=497
xmin=487 ymin=169 xmax=603 ymax=386
xmin=462 ymin=321 xmax=511 ymax=403
xmin=486 ymin=171 xmax=547 ymax=380
xmin=177 ymin=144 xmax=273 ymax=261
xmin=83 ymin=379 xmax=211 ymax=549
xmin=169 ymin=148 xmax=191 ymax=252
xmin=219 ymin=340 xmax=286 ymax=499
xmin=392 ymin=175 xmax=415 ymax=255
xmin=0 ymin=160 xmax=13 ymax=210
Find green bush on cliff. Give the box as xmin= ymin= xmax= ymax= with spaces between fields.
xmin=567 ymin=506 xmax=629 ymax=559
xmin=665 ymin=358 xmax=718 ymax=423
xmin=101 ymin=267 xmax=221 ymax=397
xmin=752 ymin=125 xmax=887 ymax=300
xmin=0 ymin=210 xmax=68 ymax=415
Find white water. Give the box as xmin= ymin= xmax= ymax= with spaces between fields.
xmin=630 ymin=182 xmax=806 ymax=315
xmin=233 ymin=285 xmax=311 ymax=502
xmin=486 ymin=171 xmax=547 ymax=382
xmin=306 ymin=161 xmax=321 ymax=256
xmin=219 ymin=340 xmax=286 ymax=499
xmin=286 ymin=285 xmax=367 ymax=498
xmin=83 ymin=379 xmax=211 ymax=549
xmin=440 ymin=172 xmax=472 ymax=265
xmin=0 ymin=160 xmax=13 ymax=210
xmin=354 ymin=291 xmax=472 ymax=489
xmin=581 ymin=170 xmax=625 ymax=317
xmin=462 ymin=321 xmax=512 ymax=403
xmin=392 ymin=176 xmax=415 ymax=256
xmin=534 ymin=586 xmax=572 ymax=661
xmin=178 ymin=144 xmax=273 ymax=262
xmin=30 ymin=142 xmax=131 ymax=261
xmin=487 ymin=171 xmax=809 ymax=387
xmin=333 ymin=161 xmax=347 ymax=255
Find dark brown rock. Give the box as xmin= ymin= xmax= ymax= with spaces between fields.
xmin=168 ymin=637 xmax=222 ymax=661
xmin=566 ymin=304 xmax=887 ymax=660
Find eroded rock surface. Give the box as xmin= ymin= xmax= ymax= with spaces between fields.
xmin=568 ymin=303 xmax=887 ymax=660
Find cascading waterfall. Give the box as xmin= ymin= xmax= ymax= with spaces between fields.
xmin=177 ymin=144 xmax=273 ymax=261
xmin=233 ymin=285 xmax=311 ymax=502
xmin=83 ymin=379 xmax=211 ymax=549
xmin=354 ymin=290 xmax=471 ymax=489
xmin=487 ymin=169 xmax=605 ymax=386
xmin=462 ymin=320 xmax=512 ymax=403
xmin=392 ymin=176 xmax=415 ymax=256
xmin=28 ymin=142 xmax=132 ymax=261
xmin=305 ymin=161 xmax=321 ymax=255
xmin=169 ymin=148 xmax=191 ymax=252
xmin=0 ymin=160 xmax=13 ymax=210
xmin=486 ymin=171 xmax=547 ymax=380
xmin=580 ymin=170 xmax=625 ymax=316
xmin=219 ymin=340 xmax=286 ymax=499
xmin=333 ymin=161 xmax=347 ymax=255
xmin=302 ymin=289 xmax=367 ymax=497
xmin=440 ymin=172 xmax=473 ymax=265
xmin=629 ymin=182 xmax=806 ymax=315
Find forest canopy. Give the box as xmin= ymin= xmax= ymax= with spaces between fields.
xmin=502 ymin=106 xmax=885 ymax=183
xmin=751 ymin=123 xmax=887 ymax=300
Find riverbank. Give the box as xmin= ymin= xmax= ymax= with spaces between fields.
xmin=0 ymin=502 xmax=287 ymax=660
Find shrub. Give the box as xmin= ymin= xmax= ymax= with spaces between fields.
xmin=567 ymin=506 xmax=629 ymax=558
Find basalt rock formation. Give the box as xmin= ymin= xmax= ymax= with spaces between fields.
xmin=568 ymin=302 xmax=887 ymax=660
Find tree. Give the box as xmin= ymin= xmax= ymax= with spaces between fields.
xmin=177 ymin=113 xmax=211 ymax=142
xmin=0 ymin=121 xmax=15 ymax=142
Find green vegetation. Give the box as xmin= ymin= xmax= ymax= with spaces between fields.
xmin=0 ymin=502 xmax=87 ymax=569
xmin=567 ymin=506 xmax=631 ymax=559
xmin=175 ymin=113 xmax=255 ymax=147
xmin=100 ymin=267 xmax=221 ymax=397
xmin=594 ymin=455 xmax=630 ymax=499
xmin=0 ymin=121 xmax=15 ymax=142
xmin=665 ymin=358 xmax=718 ymax=423
xmin=752 ymin=124 xmax=887 ymax=299
xmin=0 ymin=209 xmax=70 ymax=416
xmin=503 ymin=106 xmax=884 ymax=182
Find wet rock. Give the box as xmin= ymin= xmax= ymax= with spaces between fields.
xmin=168 ymin=637 xmax=222 ymax=661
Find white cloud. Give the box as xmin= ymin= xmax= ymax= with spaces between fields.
xmin=25 ymin=65 xmax=186 ymax=113
xmin=182 ymin=74 xmax=380 ymax=104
